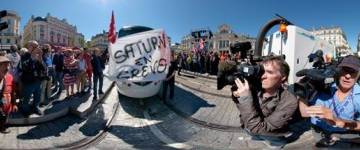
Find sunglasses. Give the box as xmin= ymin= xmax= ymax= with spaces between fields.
xmin=340 ymin=67 xmax=358 ymax=77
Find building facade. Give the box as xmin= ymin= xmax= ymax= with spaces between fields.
xmin=23 ymin=13 xmax=84 ymax=47
xmin=90 ymin=30 xmax=108 ymax=52
xmin=180 ymin=24 xmax=255 ymax=54
xmin=74 ymin=32 xmax=85 ymax=48
xmin=0 ymin=10 xmax=21 ymax=50
xmin=311 ymin=27 xmax=351 ymax=57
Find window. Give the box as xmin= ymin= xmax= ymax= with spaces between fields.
xmin=219 ymin=41 xmax=223 ymax=49
xmin=57 ymin=33 xmax=61 ymax=43
xmin=7 ymin=39 xmax=10 ymax=44
xmin=0 ymin=39 xmax=2 ymax=44
xmin=40 ymin=25 xmax=45 ymax=33
xmin=40 ymin=33 xmax=44 ymax=40
xmin=7 ymin=19 xmax=11 ymax=26
xmin=50 ymin=31 xmax=54 ymax=42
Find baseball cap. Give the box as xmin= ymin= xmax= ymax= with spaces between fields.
xmin=338 ymin=55 xmax=360 ymax=72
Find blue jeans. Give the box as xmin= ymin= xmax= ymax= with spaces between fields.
xmin=21 ymin=81 xmax=42 ymax=114
xmin=93 ymin=74 xmax=103 ymax=97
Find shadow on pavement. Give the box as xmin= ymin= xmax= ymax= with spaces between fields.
xmin=108 ymin=93 xmax=176 ymax=149
xmin=107 ymin=125 xmax=176 ymax=150
xmin=16 ymin=92 xmax=101 ymax=140
xmin=165 ymin=86 xmax=216 ymax=117
xmin=78 ymin=104 xmax=106 ymax=136
xmin=117 ymin=92 xmax=148 ymax=119
xmin=17 ymin=115 xmax=82 ymax=140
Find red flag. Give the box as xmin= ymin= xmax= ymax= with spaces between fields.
xmin=108 ymin=11 xmax=116 ymax=44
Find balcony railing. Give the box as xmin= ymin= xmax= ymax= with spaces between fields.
xmin=0 ymin=33 xmax=20 ymax=36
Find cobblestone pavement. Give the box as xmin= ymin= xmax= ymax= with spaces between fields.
xmin=2 ymin=70 xmax=360 ymax=149
xmin=91 ymin=92 xmax=317 ymax=149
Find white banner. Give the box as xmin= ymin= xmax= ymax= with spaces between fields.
xmin=106 ymin=29 xmax=171 ymax=82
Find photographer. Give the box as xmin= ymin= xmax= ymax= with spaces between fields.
xmin=300 ymin=55 xmax=360 ymax=147
xmin=232 ymin=56 xmax=299 ymax=147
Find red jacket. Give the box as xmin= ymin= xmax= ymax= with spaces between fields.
xmin=1 ymin=73 xmax=15 ymax=115
xmin=83 ymin=53 xmax=93 ymax=71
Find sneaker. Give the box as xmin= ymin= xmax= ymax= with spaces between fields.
xmin=34 ymin=109 xmax=44 ymax=116
xmin=99 ymin=91 xmax=104 ymax=95
xmin=315 ymin=137 xmax=337 ymax=147
xmin=0 ymin=127 xmax=10 ymax=134
xmin=93 ymin=95 xmax=98 ymax=101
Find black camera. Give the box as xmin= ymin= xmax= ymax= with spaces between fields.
xmin=293 ymin=50 xmax=338 ymax=100
xmin=217 ymin=41 xmax=264 ymax=91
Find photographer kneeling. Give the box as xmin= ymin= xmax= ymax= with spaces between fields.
xmin=232 ymin=56 xmax=300 ymax=147
xmin=300 ymin=55 xmax=360 ymax=147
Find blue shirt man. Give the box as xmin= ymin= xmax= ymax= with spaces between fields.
xmin=304 ymin=55 xmax=360 ymax=147
xmin=310 ymin=83 xmax=360 ymax=132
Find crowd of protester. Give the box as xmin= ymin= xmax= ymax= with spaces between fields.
xmin=176 ymin=50 xmax=245 ymax=76
xmin=0 ymin=40 xmax=108 ymax=133
xmin=3 ymin=39 xmax=360 ymax=149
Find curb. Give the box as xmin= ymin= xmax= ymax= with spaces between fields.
xmin=71 ymin=82 xmax=116 ymax=118
xmin=60 ymin=87 xmax=120 ymax=150
xmin=181 ymin=70 xmax=217 ymax=80
xmin=7 ymin=81 xmax=115 ymax=125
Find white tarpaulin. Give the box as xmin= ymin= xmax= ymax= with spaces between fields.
xmin=106 ymin=29 xmax=171 ymax=82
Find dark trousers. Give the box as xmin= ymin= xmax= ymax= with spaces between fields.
xmin=312 ymin=125 xmax=360 ymax=143
xmin=162 ymin=80 xmax=174 ymax=100
xmin=178 ymin=67 xmax=182 ymax=75
xmin=245 ymin=129 xmax=295 ymax=147
xmin=55 ymin=71 xmax=64 ymax=92
xmin=0 ymin=110 xmax=8 ymax=130
xmin=93 ymin=74 xmax=103 ymax=97
xmin=21 ymin=81 xmax=42 ymax=114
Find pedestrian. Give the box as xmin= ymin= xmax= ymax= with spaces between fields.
xmin=5 ymin=44 xmax=20 ymax=100
xmin=177 ymin=52 xmax=183 ymax=76
xmin=63 ymin=49 xmax=78 ymax=98
xmin=0 ymin=54 xmax=17 ymax=134
xmin=40 ymin=44 xmax=53 ymax=105
xmin=162 ymin=51 xmax=177 ymax=101
xmin=83 ymin=48 xmax=93 ymax=91
xmin=18 ymin=40 xmax=46 ymax=116
xmin=91 ymin=48 xmax=105 ymax=100
xmin=53 ymin=47 xmax=64 ymax=93
xmin=77 ymin=51 xmax=87 ymax=94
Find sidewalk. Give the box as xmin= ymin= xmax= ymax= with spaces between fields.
xmin=8 ymin=76 xmax=114 ymax=125
xmin=0 ymin=79 xmax=118 ymax=149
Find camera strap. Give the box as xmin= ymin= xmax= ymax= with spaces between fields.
xmin=332 ymin=90 xmax=355 ymax=119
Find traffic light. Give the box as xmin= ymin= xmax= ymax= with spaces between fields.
xmin=0 ymin=10 xmax=8 ymax=31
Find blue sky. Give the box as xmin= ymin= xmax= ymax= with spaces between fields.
xmin=2 ymin=0 xmax=360 ymax=51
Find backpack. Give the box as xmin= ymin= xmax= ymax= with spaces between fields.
xmin=18 ymin=53 xmax=37 ymax=83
